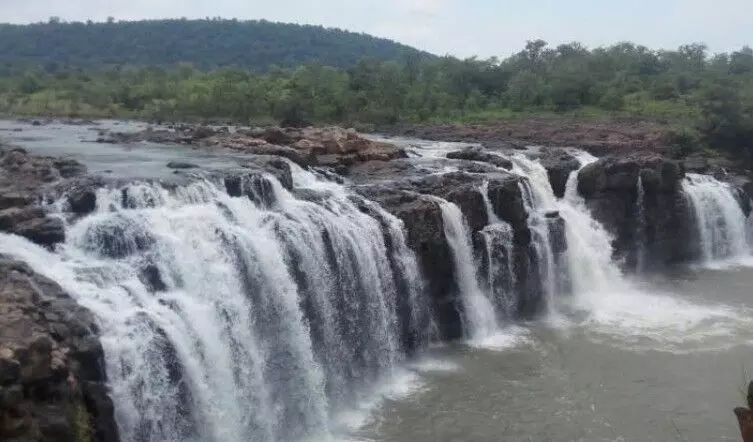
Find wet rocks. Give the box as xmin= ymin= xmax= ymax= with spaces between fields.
xmin=97 ymin=124 xmax=408 ymax=169
xmin=446 ymin=146 xmax=512 ymax=170
xmin=0 ymin=147 xmax=88 ymax=248
xmin=539 ymin=149 xmax=580 ymax=198
xmin=577 ymin=152 xmax=695 ymax=269
xmin=356 ymin=187 xmax=461 ymax=339
xmin=355 ymin=166 xmax=547 ymax=325
xmin=0 ymin=259 xmax=118 ymax=442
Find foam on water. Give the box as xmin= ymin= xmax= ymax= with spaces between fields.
xmin=511 ymin=152 xmax=753 ymax=351
xmin=683 ymin=173 xmax=751 ymax=265
xmin=0 ymin=167 xmax=436 ymax=442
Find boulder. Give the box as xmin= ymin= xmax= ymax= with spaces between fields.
xmin=2 ymin=212 xmax=65 ymax=248
xmin=0 ymin=259 xmax=118 ymax=442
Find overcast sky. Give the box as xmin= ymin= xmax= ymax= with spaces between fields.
xmin=2 ymin=0 xmax=751 ymax=58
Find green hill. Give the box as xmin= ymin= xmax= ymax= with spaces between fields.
xmin=0 ymin=18 xmax=433 ymax=70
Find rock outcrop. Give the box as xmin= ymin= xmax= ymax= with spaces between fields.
xmin=577 ymin=152 xmax=696 ymax=269
xmin=0 ymin=147 xmax=88 ymax=248
xmin=0 ymin=259 xmax=118 ymax=442
xmin=445 ymin=146 xmax=512 ymax=170
xmin=388 ymin=117 xmax=672 ymax=155
xmin=539 ymin=149 xmax=580 ymax=198
xmin=97 ymin=125 xmax=407 ymax=168
xmin=357 ymin=188 xmax=461 ymax=339
xmin=355 ymin=166 xmax=547 ymax=334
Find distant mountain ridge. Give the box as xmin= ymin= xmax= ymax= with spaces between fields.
xmin=0 ymin=18 xmax=434 ymax=70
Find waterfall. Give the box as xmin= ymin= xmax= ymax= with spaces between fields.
xmin=682 ymin=173 xmax=750 ymax=263
xmin=510 ymin=156 xmax=560 ymax=309
xmin=0 ymin=169 xmax=432 ymax=442
xmin=479 ymin=223 xmax=516 ymax=317
xmin=635 ymin=174 xmax=647 ymax=272
xmin=510 ymin=153 xmax=628 ymax=302
xmin=478 ymin=181 xmax=516 ymax=317
xmin=439 ymin=201 xmax=500 ymax=340
xmin=479 ymin=180 xmax=501 ymax=224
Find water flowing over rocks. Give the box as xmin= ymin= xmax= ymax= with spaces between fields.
xmin=3 ymin=122 xmax=753 ymax=441
xmin=538 ymin=149 xmax=580 ymax=198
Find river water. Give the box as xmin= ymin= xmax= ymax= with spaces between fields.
xmin=354 ymin=267 xmax=753 ymax=442
xmin=2 ymin=119 xmax=753 ymax=442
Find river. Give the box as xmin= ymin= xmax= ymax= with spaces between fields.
xmin=1 ymin=119 xmax=752 ymax=442
xmin=355 ymin=266 xmax=753 ymax=442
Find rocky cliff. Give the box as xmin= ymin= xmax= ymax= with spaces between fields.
xmin=577 ymin=152 xmax=698 ymax=269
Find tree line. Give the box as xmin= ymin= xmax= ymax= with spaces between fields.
xmin=1 ymin=40 xmax=752 ymax=162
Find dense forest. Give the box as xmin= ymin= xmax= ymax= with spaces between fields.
xmin=0 ymin=20 xmax=752 ymax=163
xmin=0 ymin=19 xmax=431 ymax=70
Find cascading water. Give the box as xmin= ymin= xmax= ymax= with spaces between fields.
xmin=479 ymin=223 xmax=516 ymax=318
xmin=510 ymin=153 xmax=629 ymax=304
xmin=682 ymin=173 xmax=750 ymax=263
xmin=0 ymin=167 xmax=433 ymax=442
xmin=478 ymin=181 xmax=516 ymax=317
xmin=635 ymin=175 xmax=647 ymax=272
xmin=439 ymin=201 xmax=500 ymax=340
xmin=479 ymin=180 xmax=500 ymax=224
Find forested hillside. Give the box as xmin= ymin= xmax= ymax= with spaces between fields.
xmin=0 ymin=18 xmax=431 ymax=70
xmin=1 ymin=36 xmax=753 ymax=166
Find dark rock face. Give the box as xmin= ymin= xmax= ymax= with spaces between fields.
xmin=0 ymin=259 xmax=118 ymax=442
xmin=577 ymin=152 xmax=696 ymax=269
xmin=539 ymin=149 xmax=580 ymax=198
xmin=446 ymin=146 xmax=512 ymax=170
xmin=355 ymin=166 xmax=547 ymax=329
xmin=356 ymin=187 xmax=461 ymax=340
xmin=486 ymin=176 xmax=546 ymax=317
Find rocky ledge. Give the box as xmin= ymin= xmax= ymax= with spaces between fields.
xmin=387 ymin=117 xmax=672 ymax=155
xmin=0 ymin=146 xmax=88 ymax=249
xmin=0 ymin=259 xmax=118 ymax=442
xmin=97 ymin=124 xmax=406 ymax=168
